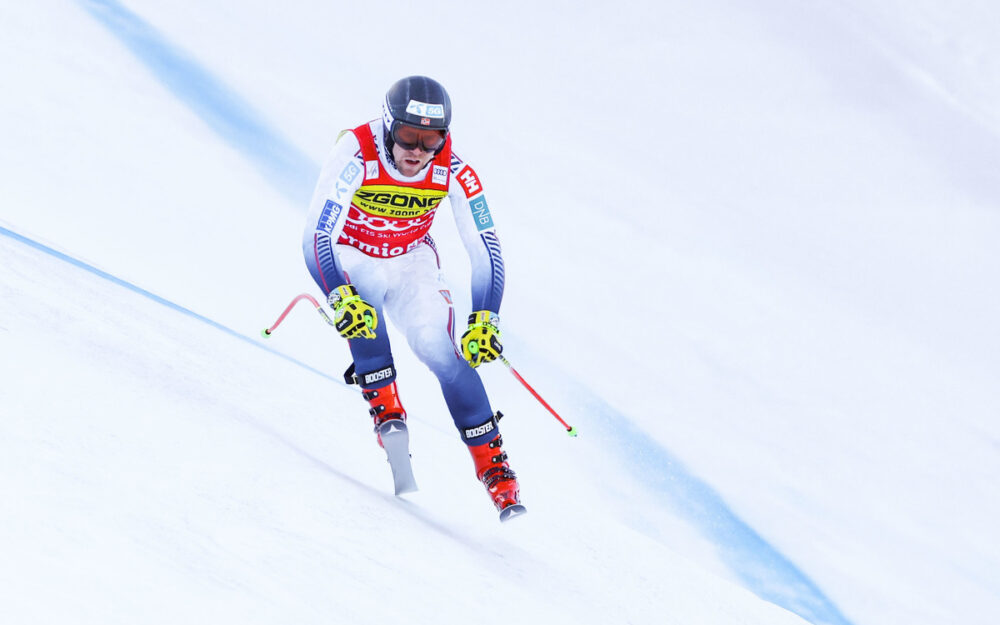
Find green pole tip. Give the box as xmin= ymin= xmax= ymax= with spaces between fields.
xmin=261 ymin=329 xmax=271 ymax=338
xmin=567 ymin=427 xmax=578 ymax=437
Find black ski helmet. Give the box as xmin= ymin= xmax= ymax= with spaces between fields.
xmin=382 ymin=75 xmax=452 ymax=156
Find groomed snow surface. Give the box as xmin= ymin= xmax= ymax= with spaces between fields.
xmin=2 ymin=2 xmax=998 ymax=625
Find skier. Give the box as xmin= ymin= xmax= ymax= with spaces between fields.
xmin=302 ymin=76 xmax=523 ymax=520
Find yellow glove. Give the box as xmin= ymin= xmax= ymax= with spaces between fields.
xmin=460 ymin=311 xmax=502 ymax=367
xmin=328 ymin=284 xmax=378 ymax=339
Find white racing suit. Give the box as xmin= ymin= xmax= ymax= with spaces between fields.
xmin=302 ymin=120 xmax=505 ymax=446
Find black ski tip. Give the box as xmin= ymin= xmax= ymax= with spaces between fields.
xmin=499 ymin=503 xmax=527 ymax=523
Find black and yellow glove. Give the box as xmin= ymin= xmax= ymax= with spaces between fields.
xmin=460 ymin=311 xmax=502 ymax=368
xmin=328 ymin=284 xmax=378 ymax=340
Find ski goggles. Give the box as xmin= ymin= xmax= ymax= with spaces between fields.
xmin=392 ymin=123 xmax=447 ymax=152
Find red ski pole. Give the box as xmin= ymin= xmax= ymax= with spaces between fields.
xmin=261 ymin=293 xmax=334 ymax=337
xmin=263 ymin=295 xmax=576 ymax=436
xmin=499 ymin=356 xmax=577 ymax=437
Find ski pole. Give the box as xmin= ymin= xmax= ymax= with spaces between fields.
xmin=499 ymin=356 xmax=577 ymax=437
xmin=261 ymin=293 xmax=333 ymax=338
xmin=262 ymin=295 xmax=577 ymax=436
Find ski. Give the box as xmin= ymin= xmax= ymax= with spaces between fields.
xmin=378 ymin=419 xmax=418 ymax=495
xmin=498 ymin=503 xmax=527 ymax=522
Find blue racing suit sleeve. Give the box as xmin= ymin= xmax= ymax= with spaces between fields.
xmin=448 ymin=158 xmax=504 ymax=314
xmin=302 ymin=131 xmax=364 ymax=296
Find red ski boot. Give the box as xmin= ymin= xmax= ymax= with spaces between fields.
xmin=363 ymin=380 xmax=416 ymax=495
xmin=469 ymin=433 xmax=526 ymax=521
xmin=362 ymin=381 xmax=407 ymax=448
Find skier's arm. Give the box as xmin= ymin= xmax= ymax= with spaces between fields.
xmin=302 ymin=131 xmax=364 ymax=296
xmin=449 ymin=160 xmax=505 ymax=314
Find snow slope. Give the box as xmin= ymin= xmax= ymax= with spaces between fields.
xmin=3 ymin=1 xmax=999 ymax=624
xmin=1 ymin=226 xmax=806 ymax=625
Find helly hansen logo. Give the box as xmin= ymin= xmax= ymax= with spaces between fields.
xmin=457 ymin=167 xmax=482 ymax=198
xmin=464 ymin=420 xmax=495 ymax=439
xmin=362 ymin=366 xmax=395 ymax=386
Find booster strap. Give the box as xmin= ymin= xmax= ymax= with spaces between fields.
xmin=344 ymin=363 xmax=398 ymax=388
xmin=357 ymin=364 xmax=397 ymax=389
xmin=462 ymin=412 xmax=501 ymax=443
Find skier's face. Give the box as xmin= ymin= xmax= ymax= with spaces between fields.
xmin=392 ymin=143 xmax=436 ymax=176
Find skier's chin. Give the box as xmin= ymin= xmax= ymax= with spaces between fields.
xmin=393 ymin=145 xmax=431 ymax=176
xmin=398 ymin=159 xmax=424 ymax=176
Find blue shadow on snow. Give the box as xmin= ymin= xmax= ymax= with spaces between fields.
xmin=77 ymin=0 xmax=318 ymax=206
xmin=0 ymin=225 xmax=341 ymax=387
xmin=564 ymin=378 xmax=855 ymax=625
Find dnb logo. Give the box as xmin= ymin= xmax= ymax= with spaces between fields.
xmin=470 ymin=196 xmax=494 ymax=231
xmin=318 ymin=200 xmax=343 ymax=234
